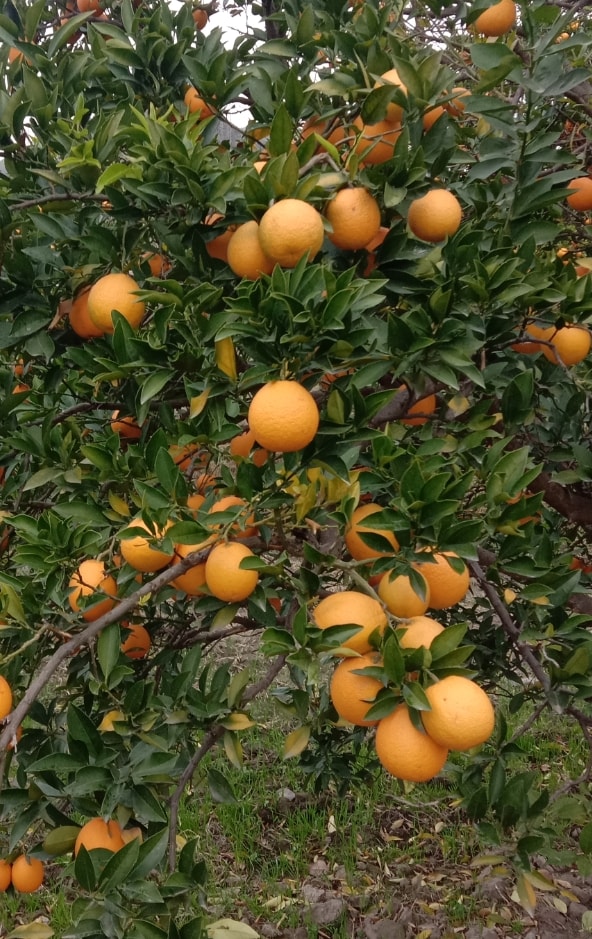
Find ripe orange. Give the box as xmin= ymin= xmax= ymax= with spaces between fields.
xmin=229 ymin=428 xmax=268 ymax=466
xmin=0 ymin=860 xmax=11 ymax=891
xmin=87 ymin=272 xmax=146 ymax=334
xmin=511 ymin=322 xmax=554 ymax=354
xmin=400 ymin=391 xmax=438 ymax=426
xmin=192 ymin=7 xmax=208 ymax=28
xmin=119 ymin=518 xmax=174 ymax=573
xmin=325 ymin=187 xmax=382 ymax=251
xmin=205 ymin=213 xmax=237 ymax=263
xmin=171 ymin=540 xmax=210 ymax=596
xmin=408 ymin=189 xmax=462 ymax=242
xmin=312 ymin=590 xmax=388 ymax=654
xmin=542 ymin=325 xmax=591 ymax=366
xmin=69 ymin=286 xmax=104 ymax=339
xmin=10 ymin=855 xmax=44 ymax=893
xmin=396 ymin=615 xmax=445 ymax=649
xmin=111 ymin=412 xmax=142 ymax=440
xmin=74 ymin=817 xmax=125 ymax=856
xmin=0 ymin=675 xmax=13 ymax=720
xmin=375 ymin=68 xmax=408 ymax=124
xmin=184 ymin=86 xmax=214 ymax=118
xmin=566 ymin=177 xmax=592 ymax=211
xmin=169 ymin=441 xmax=203 ymax=472
xmin=473 ymin=0 xmax=516 ymax=36
xmin=378 ymin=570 xmax=430 ymax=618
xmin=208 ymin=495 xmax=258 ymax=540
xmin=301 ymin=114 xmax=348 ymax=147
xmin=77 ymin=0 xmax=102 ymax=11
xmin=186 ymin=492 xmax=206 ymax=515
xmin=143 ymin=252 xmax=171 ymax=277
xmin=422 ymin=105 xmax=446 ymax=132
xmin=8 ymin=47 xmax=23 ymax=64
xmin=362 ymin=225 xmax=389 ymax=275
xmin=445 ymin=87 xmax=470 ymax=117
xmin=375 ymin=704 xmax=448 ymax=782
xmin=258 ymin=199 xmax=325 ymax=268
xmin=227 ymin=221 xmax=274 ymax=280
xmin=329 ymin=652 xmax=383 ymax=726
xmin=248 ymin=380 xmax=319 ymax=453
xmin=205 ymin=542 xmax=259 ymax=602
xmin=415 ymin=551 xmax=470 ymax=610
xmin=121 ymin=622 xmax=151 ymax=659
xmin=68 ymin=559 xmax=118 ymax=622
xmin=422 ymin=675 xmax=495 ymax=751
xmin=352 ymin=117 xmax=402 ymax=166
xmin=344 ymin=503 xmax=399 ymax=561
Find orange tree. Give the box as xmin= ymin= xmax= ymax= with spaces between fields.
xmin=1 ymin=0 xmax=592 ymax=930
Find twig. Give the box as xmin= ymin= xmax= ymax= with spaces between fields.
xmin=9 ymin=191 xmax=106 ymax=213
xmin=470 ymin=556 xmax=551 ymax=693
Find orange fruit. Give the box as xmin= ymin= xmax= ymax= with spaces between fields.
xmin=542 ymin=324 xmax=591 ymax=366
xmin=171 ymin=543 xmax=209 ymax=596
xmin=185 ymin=492 xmax=206 ymax=515
xmin=121 ymin=622 xmax=151 ymax=659
xmin=8 ymin=47 xmax=23 ymax=64
xmin=10 ymin=855 xmax=44 ymax=893
xmin=510 ymin=322 xmax=554 ymax=354
xmin=375 ymin=68 xmax=408 ymax=124
xmin=229 ymin=428 xmax=268 ymax=466
xmin=0 ymin=860 xmax=11 ymax=891
xmin=74 ymin=818 xmax=125 ymax=856
xmin=77 ymin=0 xmax=102 ymax=11
xmin=258 ymin=199 xmax=325 ymax=268
xmin=363 ymin=225 xmax=389 ymax=275
xmin=192 ymin=7 xmax=208 ymax=28
xmin=248 ymin=380 xmax=319 ymax=453
xmin=344 ymin=503 xmax=399 ymax=561
xmin=408 ymin=189 xmax=462 ymax=242
xmin=184 ymin=86 xmax=214 ymax=118
xmin=325 ymin=187 xmax=382 ymax=251
xmin=0 ymin=675 xmax=13 ymax=720
xmin=566 ymin=177 xmax=592 ymax=211
xmin=352 ymin=117 xmax=402 ymax=166
xmin=445 ymin=87 xmax=470 ymax=117
xmin=227 ymin=221 xmax=274 ymax=280
xmin=329 ymin=652 xmax=383 ymax=726
xmin=400 ymin=391 xmax=438 ymax=426
xmin=301 ymin=115 xmax=348 ymax=147
xmin=111 ymin=412 xmax=142 ymax=440
xmin=168 ymin=442 xmax=203 ymax=472
xmin=69 ymin=286 xmax=104 ymax=339
xmin=378 ymin=571 xmax=430 ymax=618
xmin=87 ymin=272 xmax=146 ymax=334
xmin=415 ymin=551 xmax=470 ymax=610
xmin=119 ymin=518 xmax=174 ymax=573
xmin=422 ymin=675 xmax=495 ymax=751
xmin=68 ymin=559 xmax=118 ymax=622
xmin=204 ymin=542 xmax=259 ymax=602
xmin=396 ymin=615 xmax=445 ymax=649
xmin=473 ymin=0 xmax=517 ymax=36
xmin=375 ymin=704 xmax=448 ymax=782
xmin=205 ymin=213 xmax=238 ymax=263
xmin=312 ymin=590 xmax=388 ymax=655
xmin=208 ymin=495 xmax=258 ymax=540
xmin=422 ymin=105 xmax=446 ymax=132
xmin=143 ymin=252 xmax=171 ymax=277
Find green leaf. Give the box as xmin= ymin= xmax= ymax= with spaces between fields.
xmin=268 ymin=102 xmax=294 ymax=157
xmin=133 ymin=827 xmax=169 ymax=879
xmin=207 ymin=768 xmax=237 ymax=804
xmin=73 ymin=845 xmax=97 ymax=892
xmin=97 ymin=623 xmax=121 ymax=682
xmin=98 ymin=836 xmax=141 ymax=891
xmin=96 ymin=162 xmax=143 ymax=193
xmin=580 ymin=822 xmax=592 ymax=855
xmin=402 ymin=681 xmax=431 ymax=711
xmin=67 ymin=704 xmax=103 ymax=758
xmin=206 ymin=922 xmax=259 ymax=939
xmin=139 ymin=369 xmax=175 ymax=406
